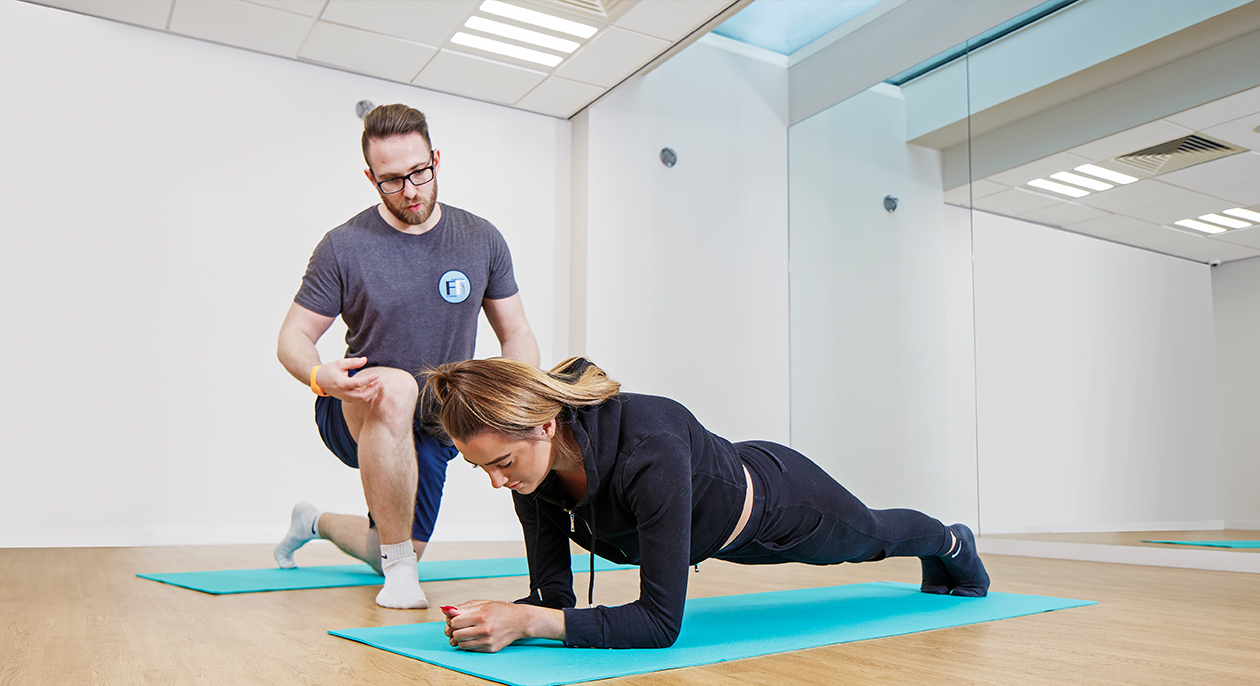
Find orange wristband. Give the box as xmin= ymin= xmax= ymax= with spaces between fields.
xmin=310 ymin=365 xmax=328 ymax=397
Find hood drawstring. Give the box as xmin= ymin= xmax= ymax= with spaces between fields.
xmin=587 ymin=507 xmax=596 ymax=606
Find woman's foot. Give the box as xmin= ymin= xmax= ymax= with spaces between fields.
xmin=919 ymin=556 xmax=953 ymax=594
xmin=938 ymin=523 xmax=990 ymax=597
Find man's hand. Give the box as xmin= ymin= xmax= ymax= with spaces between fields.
xmin=315 ymin=357 xmax=380 ymax=403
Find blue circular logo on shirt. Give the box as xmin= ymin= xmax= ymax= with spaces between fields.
xmin=439 ymin=270 xmax=471 ymax=303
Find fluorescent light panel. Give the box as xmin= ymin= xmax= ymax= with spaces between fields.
xmin=479 ymin=0 xmax=597 ymax=38
xmin=1050 ymin=171 xmax=1113 ymax=191
xmin=1074 ymin=163 xmax=1138 ymax=185
xmin=465 ymin=16 xmax=579 ymax=53
xmin=1175 ymin=219 xmax=1227 ymax=234
xmin=1028 ymin=178 xmax=1089 ymax=198
xmin=1223 ymin=207 xmax=1260 ymax=222
xmin=1199 ymin=213 xmax=1251 ymax=229
xmin=450 ymin=32 xmax=563 ymax=66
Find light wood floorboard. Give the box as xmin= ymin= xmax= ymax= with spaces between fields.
xmin=2 ymin=540 xmax=1257 ymax=685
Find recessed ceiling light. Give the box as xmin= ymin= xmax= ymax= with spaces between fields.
xmin=450 ymin=32 xmax=563 ymax=66
xmin=479 ymin=0 xmax=597 ymax=39
xmin=465 ymin=16 xmax=579 ymax=53
xmin=1050 ymin=171 xmax=1113 ymax=191
xmin=1027 ymin=178 xmax=1090 ymax=198
xmin=1199 ymin=213 xmax=1251 ymax=229
xmin=1223 ymin=207 xmax=1260 ymax=223
xmin=1175 ymin=219 xmax=1227 ymax=234
xmin=1074 ymin=164 xmax=1138 ymax=185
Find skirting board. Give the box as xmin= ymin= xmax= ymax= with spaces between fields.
xmin=977 ymin=538 xmax=1260 ymax=574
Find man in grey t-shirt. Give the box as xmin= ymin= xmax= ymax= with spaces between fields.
xmin=273 ymin=104 xmax=539 ymax=609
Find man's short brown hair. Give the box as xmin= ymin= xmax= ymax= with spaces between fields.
xmin=362 ymin=104 xmax=431 ymax=167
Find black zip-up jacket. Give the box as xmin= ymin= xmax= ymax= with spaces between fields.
xmin=511 ymin=360 xmax=748 ymax=648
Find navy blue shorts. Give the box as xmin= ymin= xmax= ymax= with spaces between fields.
xmin=314 ymin=395 xmax=458 ymax=541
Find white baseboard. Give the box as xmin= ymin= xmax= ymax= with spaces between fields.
xmin=981 ymin=520 xmax=1225 ymax=535
xmin=977 ymin=537 xmax=1260 ymax=574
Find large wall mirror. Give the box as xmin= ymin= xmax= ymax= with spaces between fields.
xmin=789 ymin=0 xmax=1260 ymax=548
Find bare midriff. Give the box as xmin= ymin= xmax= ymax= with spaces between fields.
xmin=721 ymin=465 xmax=754 ymax=551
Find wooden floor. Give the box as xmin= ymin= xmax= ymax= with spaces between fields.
xmin=2 ymin=539 xmax=1258 ymax=685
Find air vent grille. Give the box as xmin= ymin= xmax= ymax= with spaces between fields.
xmin=527 ymin=0 xmax=633 ymax=20
xmin=1110 ymin=134 xmax=1245 ymax=176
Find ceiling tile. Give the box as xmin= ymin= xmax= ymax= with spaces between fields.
xmin=1017 ymin=202 xmax=1110 ymax=228
xmin=1211 ymin=180 xmax=1260 ymax=207
xmin=1073 ymin=179 xmax=1193 ymax=213
xmin=943 ymin=179 xmax=1009 ymax=206
xmin=1201 ymin=113 xmax=1260 ymax=153
xmin=1164 ymin=83 xmax=1260 ymax=132
xmin=1121 ymin=229 xmax=1260 ymax=264
xmin=245 ymin=0 xmax=327 ymax=18
xmin=299 ymin=21 xmax=437 ymax=83
xmin=985 ymin=151 xmax=1093 ymax=188
xmin=1125 ymin=192 xmax=1239 ymax=226
xmin=27 ymin=0 xmax=172 ymax=29
xmin=1214 ymin=226 xmax=1260 ymax=250
xmin=413 ymin=50 xmax=547 ymax=106
xmin=1157 ymin=151 xmax=1260 ymax=197
xmin=321 ymin=0 xmax=475 ymax=45
xmin=169 ymin=0 xmax=314 ymax=57
xmin=613 ymin=0 xmax=729 ymax=41
xmin=1067 ymin=119 xmax=1195 ymax=163
xmin=971 ymin=188 xmax=1062 ymax=217
xmin=554 ymin=26 xmax=670 ymax=88
xmin=1066 ymin=214 xmax=1160 ymax=240
xmin=513 ymin=76 xmax=605 ymax=119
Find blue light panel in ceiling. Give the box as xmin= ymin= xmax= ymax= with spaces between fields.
xmin=712 ymin=0 xmax=881 ymax=56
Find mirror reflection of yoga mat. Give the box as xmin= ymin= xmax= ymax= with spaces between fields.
xmin=1141 ymin=540 xmax=1260 ymax=549
xmin=137 ymin=555 xmax=635 ymax=594
xmin=331 ymin=582 xmax=1094 ymax=686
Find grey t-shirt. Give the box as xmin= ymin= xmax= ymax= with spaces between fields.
xmin=295 ymin=203 xmax=519 ymax=425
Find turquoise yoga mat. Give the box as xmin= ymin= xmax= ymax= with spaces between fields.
xmin=137 ymin=555 xmax=635 ymax=595
xmin=330 ymin=581 xmax=1094 ymax=686
xmin=1142 ymin=540 xmax=1260 ymax=549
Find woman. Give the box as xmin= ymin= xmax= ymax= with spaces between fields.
xmin=426 ymin=357 xmax=989 ymax=652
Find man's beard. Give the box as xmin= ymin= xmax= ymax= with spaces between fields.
xmin=383 ymin=181 xmax=437 ymax=225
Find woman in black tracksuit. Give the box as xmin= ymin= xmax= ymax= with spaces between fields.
xmin=426 ymin=357 xmax=989 ymax=652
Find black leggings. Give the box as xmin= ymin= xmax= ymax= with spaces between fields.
xmin=715 ymin=441 xmax=951 ymax=566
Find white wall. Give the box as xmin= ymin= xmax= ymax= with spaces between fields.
xmin=1212 ymin=256 xmax=1260 ymax=529
xmin=0 ymin=0 xmax=567 ymax=546
xmin=577 ymin=41 xmax=791 ymax=444
xmin=973 ymin=211 xmax=1224 ymax=533
xmin=787 ymin=85 xmax=979 ymax=527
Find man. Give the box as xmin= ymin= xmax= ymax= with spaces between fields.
xmin=273 ymin=104 xmax=539 ymax=609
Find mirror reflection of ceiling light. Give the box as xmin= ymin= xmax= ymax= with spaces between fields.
xmin=464 ymin=16 xmax=579 ymax=53
xmin=1175 ymin=219 xmax=1228 ymax=234
xmin=1028 ymin=178 xmax=1090 ymax=197
xmin=1199 ymin=213 xmax=1252 ymax=229
xmin=479 ymin=0 xmax=598 ymax=38
xmin=1224 ymin=208 xmax=1260 ymax=222
xmin=1050 ymin=171 xmax=1113 ymax=191
xmin=451 ymin=32 xmax=563 ymax=66
xmin=1074 ymin=164 xmax=1138 ymax=185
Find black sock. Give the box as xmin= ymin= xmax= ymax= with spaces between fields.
xmin=920 ymin=556 xmax=952 ymax=594
xmin=938 ymin=523 xmax=990 ymax=597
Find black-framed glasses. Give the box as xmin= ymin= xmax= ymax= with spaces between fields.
xmin=374 ymin=155 xmax=435 ymax=194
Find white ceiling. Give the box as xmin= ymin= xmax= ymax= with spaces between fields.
xmin=24 ymin=0 xmax=740 ymax=119
xmin=949 ymin=82 xmax=1260 ymax=265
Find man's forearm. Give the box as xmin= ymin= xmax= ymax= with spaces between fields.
xmin=500 ymin=330 xmax=540 ymax=367
xmin=277 ymin=328 xmax=324 ymax=385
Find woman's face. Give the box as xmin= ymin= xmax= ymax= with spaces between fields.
xmin=454 ymin=420 xmax=556 ymax=495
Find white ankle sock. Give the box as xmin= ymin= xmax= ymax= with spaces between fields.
xmin=273 ymin=502 xmax=323 ymax=569
xmin=375 ymin=541 xmax=427 ymax=609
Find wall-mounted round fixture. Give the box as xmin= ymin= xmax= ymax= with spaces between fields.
xmin=356 ymin=100 xmax=376 ymax=120
xmin=660 ymin=147 xmax=677 ymax=168
xmin=883 ymin=195 xmax=898 ymax=213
